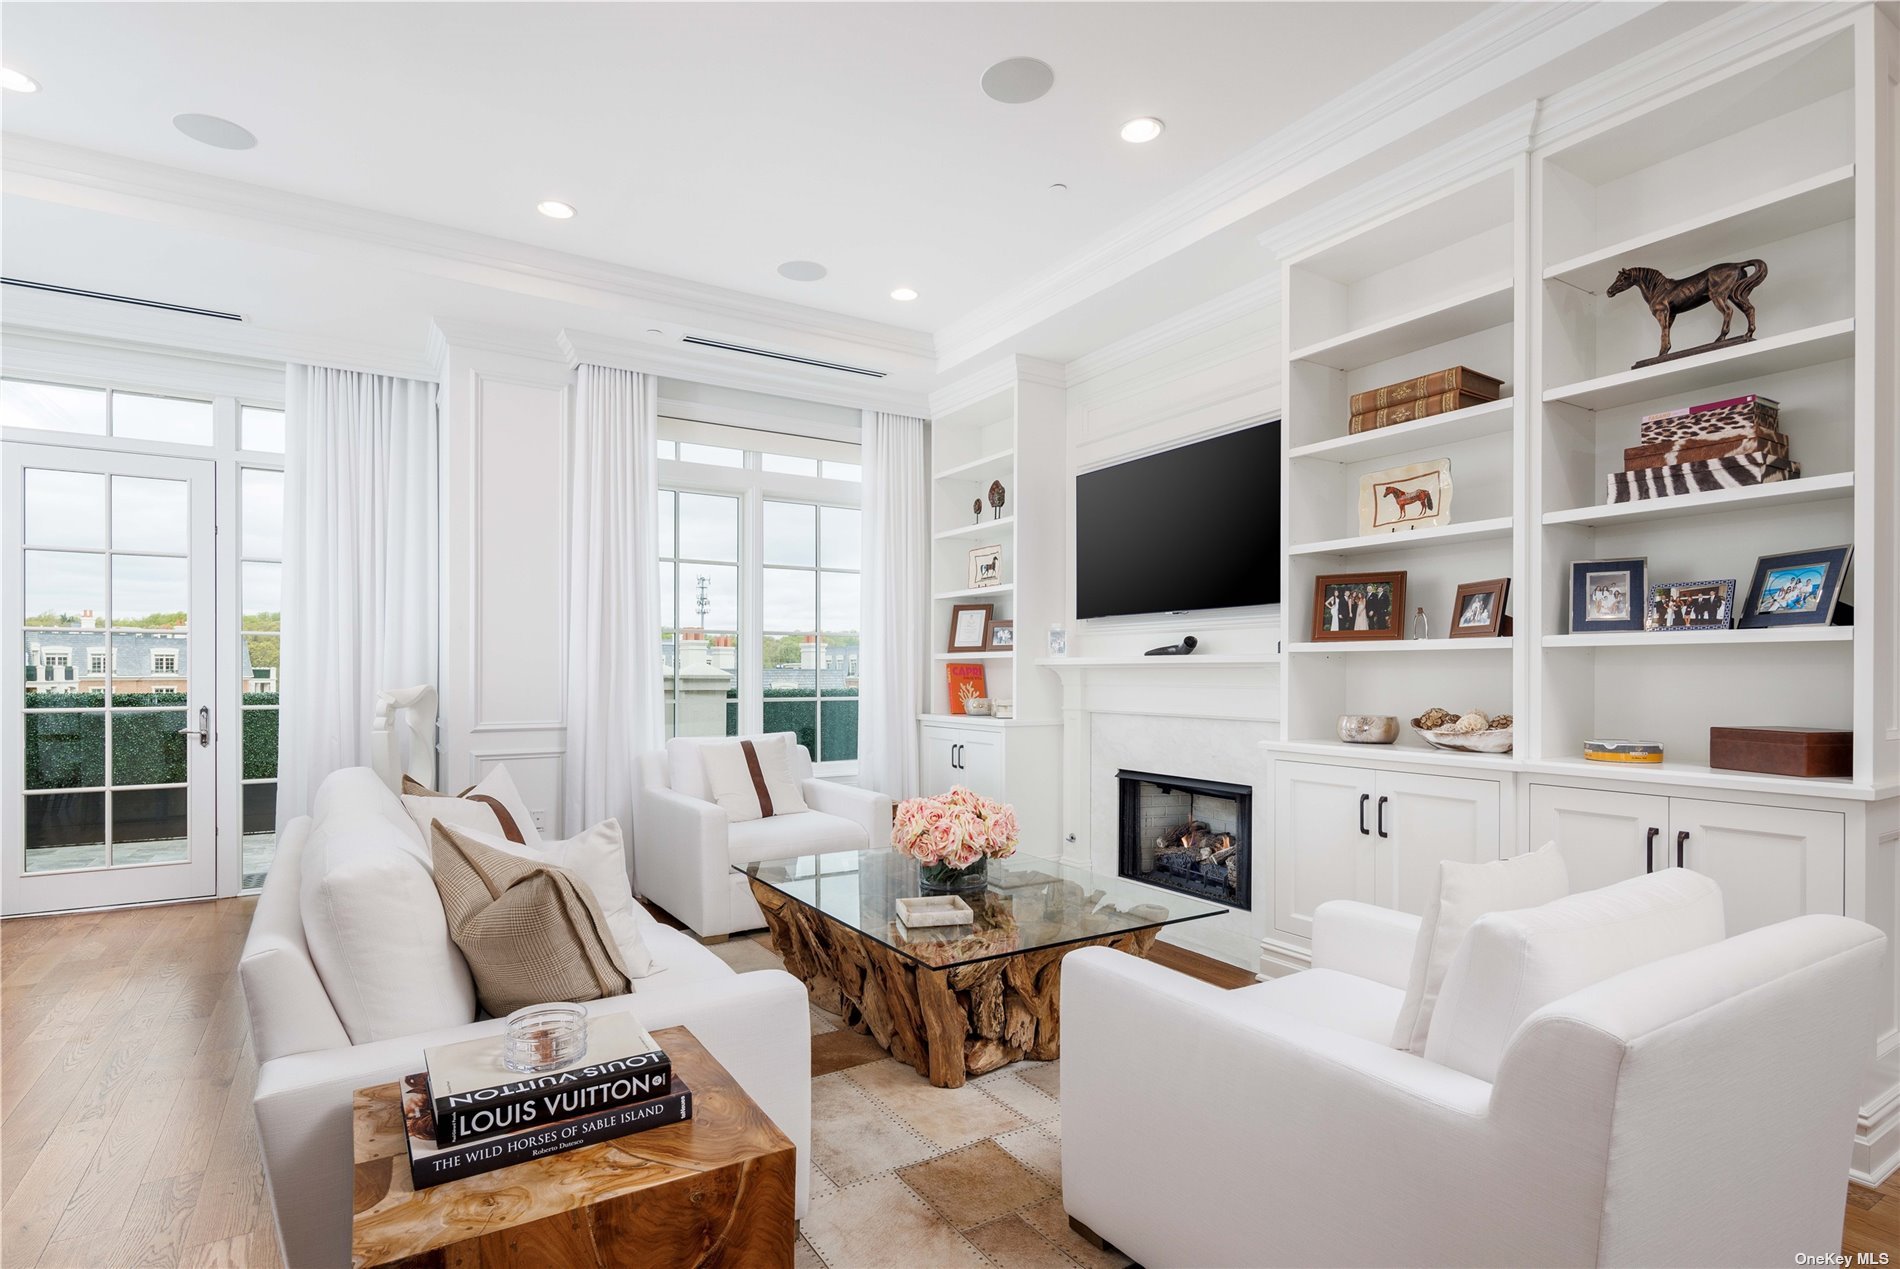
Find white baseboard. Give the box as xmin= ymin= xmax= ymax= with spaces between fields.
xmin=1853 ymin=1037 xmax=1900 ymax=1186
xmin=1259 ymin=935 xmax=1312 ymax=980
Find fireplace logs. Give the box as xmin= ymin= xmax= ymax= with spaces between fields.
xmin=1154 ymin=822 xmax=1240 ymax=891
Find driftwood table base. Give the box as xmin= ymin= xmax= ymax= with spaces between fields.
xmin=749 ymin=877 xmax=1158 ymax=1088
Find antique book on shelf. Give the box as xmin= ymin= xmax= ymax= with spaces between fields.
xmin=1637 ymin=394 xmax=1780 ymax=446
xmin=425 ymin=1013 xmax=671 ymax=1146
xmin=1347 ymin=390 xmax=1495 ymax=434
xmin=1347 ymin=366 xmax=1503 ymax=415
xmin=1623 ymin=432 xmax=1788 ymax=471
xmin=1607 ymin=455 xmax=1799 ymax=503
xmin=401 ymin=1072 xmax=693 ymax=1188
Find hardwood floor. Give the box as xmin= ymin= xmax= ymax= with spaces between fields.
xmin=2 ymin=897 xmax=1894 ymax=1267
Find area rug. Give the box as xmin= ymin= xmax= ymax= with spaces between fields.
xmin=708 ymin=935 xmax=1132 ymax=1269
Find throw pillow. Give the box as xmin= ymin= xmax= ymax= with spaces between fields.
xmin=1390 ymin=843 xmax=1569 ymax=1055
xmin=429 ymin=822 xmax=634 ymax=1017
xmin=700 ymin=736 xmax=808 ymax=823
xmin=1424 ymin=867 xmax=1726 ymax=1082
xmin=444 ymin=819 xmax=660 ymax=978
xmin=402 ymin=765 xmax=543 ymax=850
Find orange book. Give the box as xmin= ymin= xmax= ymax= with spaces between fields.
xmin=945 ymin=663 xmax=987 ymax=715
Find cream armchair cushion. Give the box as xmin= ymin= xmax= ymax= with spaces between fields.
xmin=700 ymin=736 xmax=809 ymax=822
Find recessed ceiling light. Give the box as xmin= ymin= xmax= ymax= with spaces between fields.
xmin=1120 ymin=116 xmax=1165 ymax=144
xmin=0 ymin=68 xmax=39 ymax=93
xmin=173 ymin=113 xmax=257 ymax=150
xmin=536 ymin=200 xmax=577 ymax=219
xmin=890 ymin=287 xmax=919 ymax=302
xmin=980 ymin=57 xmax=1054 ymax=104
xmin=777 ymin=260 xmax=828 ymax=282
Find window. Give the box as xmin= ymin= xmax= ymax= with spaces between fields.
xmin=87 ymin=651 xmax=106 ymax=675
xmin=0 ymin=379 xmax=217 ymax=446
xmin=239 ymin=467 xmax=284 ymax=888
xmin=41 ymin=650 xmax=70 ymax=670
xmin=762 ymin=501 xmax=860 ymax=762
xmin=151 ymin=651 xmax=178 ymax=675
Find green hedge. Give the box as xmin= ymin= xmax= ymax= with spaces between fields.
xmin=720 ymin=689 xmax=859 ymax=761
xmin=22 ymin=693 xmax=280 ymax=787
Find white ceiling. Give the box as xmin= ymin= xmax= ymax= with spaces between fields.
xmin=0 ymin=1 xmax=1486 ymax=336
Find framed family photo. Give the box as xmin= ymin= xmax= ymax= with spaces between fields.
xmin=1644 ymin=578 xmax=1735 ymax=632
xmin=1738 ymin=546 xmax=1853 ymax=628
xmin=1570 ymin=558 xmax=1646 ymax=633
xmin=1310 ymin=570 xmax=1407 ymax=642
xmin=983 ymin=618 xmax=1014 ymax=651
xmin=1450 ymin=578 xmax=1510 ymax=638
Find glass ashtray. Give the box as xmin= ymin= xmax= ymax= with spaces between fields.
xmin=502 ymin=1002 xmax=589 ymax=1074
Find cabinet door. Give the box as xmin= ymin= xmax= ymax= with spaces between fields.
xmin=919 ymin=725 xmax=961 ymax=795
xmin=1273 ymin=761 xmax=1376 ymax=941
xmin=1373 ymin=771 xmax=1501 ymax=916
xmin=952 ymin=733 xmax=1003 ymax=799
xmin=1528 ymin=785 xmax=1671 ymax=894
xmin=1669 ymin=798 xmax=1846 ymax=934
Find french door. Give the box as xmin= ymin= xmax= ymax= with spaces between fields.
xmin=4 ymin=443 xmax=218 ymax=914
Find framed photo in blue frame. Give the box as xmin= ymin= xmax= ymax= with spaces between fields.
xmin=1738 ymin=545 xmax=1854 ymax=628
xmin=1570 ymin=558 xmax=1647 ymax=633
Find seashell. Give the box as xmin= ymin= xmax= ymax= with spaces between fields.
xmin=1450 ymin=712 xmax=1489 ymax=734
xmin=1487 ymin=713 xmax=1513 ymax=730
xmin=1416 ymin=707 xmax=1456 ymax=730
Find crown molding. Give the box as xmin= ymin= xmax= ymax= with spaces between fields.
xmin=927 ymin=353 xmax=1024 ymax=418
xmin=1064 ymin=272 xmax=1281 ymax=389
xmin=1 ymin=323 xmax=290 ymax=400
xmin=558 ymin=327 xmax=929 ymax=416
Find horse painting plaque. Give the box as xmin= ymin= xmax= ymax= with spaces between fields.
xmin=1359 ymin=459 xmax=1454 ymax=535
xmin=1606 ymin=259 xmax=1768 ymax=369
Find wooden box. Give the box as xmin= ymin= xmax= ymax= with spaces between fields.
xmin=1709 ymin=727 xmax=1852 ymax=779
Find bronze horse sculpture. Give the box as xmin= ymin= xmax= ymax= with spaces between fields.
xmin=1606 ymin=260 xmax=1767 ymax=366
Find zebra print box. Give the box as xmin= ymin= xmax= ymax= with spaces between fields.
xmin=1607 ymin=455 xmax=1799 ymax=503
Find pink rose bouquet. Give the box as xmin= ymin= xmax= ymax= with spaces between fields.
xmin=891 ymin=787 xmax=1019 ymax=878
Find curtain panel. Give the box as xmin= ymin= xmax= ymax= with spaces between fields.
xmin=858 ymin=410 xmax=930 ymax=801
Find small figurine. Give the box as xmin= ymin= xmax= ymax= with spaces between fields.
xmin=1606 ymin=259 xmax=1767 ymax=368
xmin=1412 ymin=606 xmax=1429 ymax=640
xmin=988 ymin=479 xmax=1006 ymax=520
xmin=972 ymin=497 xmax=982 ymax=525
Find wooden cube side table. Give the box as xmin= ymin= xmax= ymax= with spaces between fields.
xmin=351 ymin=1026 xmax=796 ymax=1268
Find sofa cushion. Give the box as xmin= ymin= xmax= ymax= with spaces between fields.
xmin=727 ymin=809 xmax=869 ymax=866
xmin=668 ymin=732 xmax=805 ymax=803
xmin=401 ymin=764 xmax=542 ymax=850
xmin=1425 ymin=867 xmax=1726 ymax=1082
xmin=702 ymin=736 xmax=809 ymax=823
xmin=311 ymin=766 xmax=424 ymax=855
xmin=640 ymin=923 xmax=744 ymax=990
xmin=300 ymin=804 xmax=476 ymax=1044
xmin=1229 ymin=969 xmax=1405 ymax=1046
xmin=430 ymin=823 xmax=632 ymax=1017
xmin=1391 ymin=843 xmax=1569 ymax=1055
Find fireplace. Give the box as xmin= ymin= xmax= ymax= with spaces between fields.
xmin=1116 ymin=769 xmax=1252 ymax=910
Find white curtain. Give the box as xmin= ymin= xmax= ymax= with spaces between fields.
xmin=564 ymin=364 xmax=664 ymax=845
xmin=858 ymin=410 xmax=930 ymax=800
xmin=277 ymin=364 xmax=437 ymax=826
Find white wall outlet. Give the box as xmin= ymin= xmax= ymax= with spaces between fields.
xmin=530 ymin=808 xmax=550 ymax=833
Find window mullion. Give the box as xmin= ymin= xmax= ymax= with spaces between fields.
xmin=740 ymin=485 xmax=765 ymax=736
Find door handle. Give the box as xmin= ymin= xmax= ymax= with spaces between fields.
xmin=1358 ymin=793 xmax=1369 ymax=836
xmin=176 ymin=705 xmax=210 ymax=749
xmin=1645 ymin=826 xmax=1658 ymax=872
xmin=1376 ymin=795 xmax=1389 ymax=839
xmin=951 ymin=743 xmax=962 ymax=770
xmin=1676 ymin=830 xmax=1689 ymax=869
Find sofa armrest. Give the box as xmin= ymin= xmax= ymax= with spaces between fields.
xmin=1311 ymin=899 xmax=1420 ymax=990
xmin=633 ymin=785 xmax=732 ymax=934
xmin=253 ymin=971 xmax=813 ymax=1269
xmin=801 ymin=778 xmax=892 ymax=847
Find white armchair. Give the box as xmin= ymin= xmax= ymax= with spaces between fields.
xmin=1062 ymin=891 xmax=1883 ymax=1268
xmin=634 ymin=733 xmax=893 ymax=938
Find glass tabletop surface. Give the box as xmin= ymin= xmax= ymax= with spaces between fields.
xmin=742 ymin=849 xmax=1226 ymax=969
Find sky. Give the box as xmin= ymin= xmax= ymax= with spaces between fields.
xmin=661 ymin=490 xmax=861 ymax=636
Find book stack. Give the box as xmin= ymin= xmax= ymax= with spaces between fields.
xmin=400 ymin=1013 xmax=690 ymax=1188
xmin=1607 ymin=394 xmax=1795 ymax=503
xmin=1348 ymin=366 xmax=1503 ymax=434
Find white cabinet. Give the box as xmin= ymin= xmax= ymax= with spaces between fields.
xmin=918 ymin=719 xmax=1060 ymax=851
xmin=1273 ymin=761 xmax=1502 ymax=941
xmin=922 ymin=722 xmax=1001 ymax=797
xmin=1528 ymin=784 xmax=1846 ymax=934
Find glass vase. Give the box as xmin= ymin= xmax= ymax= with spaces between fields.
xmin=918 ymin=857 xmax=989 ymax=895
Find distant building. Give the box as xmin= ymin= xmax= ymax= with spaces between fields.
xmin=23 ymin=613 xmax=276 ymax=697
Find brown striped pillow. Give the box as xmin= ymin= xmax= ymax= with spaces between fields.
xmin=402 ymin=766 xmax=541 ymax=849
xmin=700 ymin=736 xmax=808 ymax=823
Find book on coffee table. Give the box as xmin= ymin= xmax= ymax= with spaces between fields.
xmin=424 ymin=1012 xmax=672 ymax=1145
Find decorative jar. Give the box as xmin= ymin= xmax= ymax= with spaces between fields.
xmin=919 ymin=857 xmax=990 ymax=894
xmin=502 ymin=1002 xmax=588 ymax=1074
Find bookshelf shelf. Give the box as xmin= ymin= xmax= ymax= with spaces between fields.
xmin=934 ymin=516 xmax=1015 ymax=541
xmin=1285 ymin=638 xmax=1511 ymax=654
xmin=1288 ymin=277 xmax=1513 ymax=371
xmin=1542 ymin=627 xmax=1852 ymax=650
xmin=1288 ymin=517 xmax=1513 ymax=558
xmin=1289 ymin=398 xmax=1513 ymax=464
xmin=934 ymin=448 xmax=1014 ymax=480
xmin=934 ymin=583 xmax=1014 ymax=601
xmin=1541 ymin=472 xmax=1853 ymax=528
xmin=1542 ymin=319 xmax=1855 ymax=411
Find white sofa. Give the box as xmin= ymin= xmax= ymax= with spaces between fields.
xmin=634 ymin=733 xmax=892 ymax=938
xmin=239 ymin=768 xmax=812 ymax=1269
xmin=1062 ymin=881 xmax=1883 ymax=1268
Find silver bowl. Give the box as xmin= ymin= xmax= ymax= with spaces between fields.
xmin=1337 ymin=714 xmax=1400 ymax=745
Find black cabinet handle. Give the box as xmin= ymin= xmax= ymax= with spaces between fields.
xmin=1676 ymin=830 xmax=1689 ymax=868
xmin=1359 ymin=793 xmax=1369 ymax=836
xmin=1376 ymin=795 xmax=1389 ymax=839
xmin=1645 ymin=826 xmax=1658 ymax=872
xmin=952 ymin=743 xmax=962 ymax=770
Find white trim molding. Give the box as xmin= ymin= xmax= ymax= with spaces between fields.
xmin=558 ymin=327 xmax=930 ymax=416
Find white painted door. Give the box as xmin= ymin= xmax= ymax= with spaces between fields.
xmin=1273 ymin=760 xmax=1376 ymax=940
xmin=919 ymin=723 xmax=960 ymax=795
xmin=1669 ymin=797 xmax=1845 ymax=934
xmin=1528 ymin=784 xmax=1671 ymax=894
xmin=1373 ymin=771 xmax=1501 ymax=915
xmin=950 ymin=732 xmax=1002 ymax=798
xmin=4 ymin=443 xmax=218 ymax=914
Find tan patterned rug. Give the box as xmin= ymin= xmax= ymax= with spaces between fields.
xmin=708 ymin=934 xmax=1132 ymax=1269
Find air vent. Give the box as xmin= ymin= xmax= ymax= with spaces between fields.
xmin=1 ymin=278 xmax=243 ymax=321
xmin=681 ymin=335 xmax=886 ymax=378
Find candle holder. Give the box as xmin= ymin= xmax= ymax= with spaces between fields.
xmin=502 ymin=1002 xmax=589 ymax=1074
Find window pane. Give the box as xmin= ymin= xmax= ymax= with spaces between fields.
xmin=112 ymin=787 xmax=187 ymax=865
xmin=243 ymin=562 xmax=281 ymax=629
xmin=241 ymin=407 xmax=285 ymax=453
xmin=242 ymin=783 xmax=278 ymax=888
xmin=764 ymin=568 xmax=816 ymax=632
xmin=24 ymin=470 xmax=105 ymax=549
xmin=763 ymin=501 xmax=815 ymax=567
xmin=243 ymin=634 xmax=280 ymax=701
xmin=25 ymin=632 xmax=88 ymax=695
xmin=241 ymin=469 xmax=285 ymax=559
xmin=24 ymin=711 xmax=104 ymax=788
xmin=1 ymin=380 xmax=107 ymax=436
xmin=659 ymin=561 xmax=676 ymax=629
xmin=112 ymin=392 xmax=213 ymax=446
xmin=677 ymin=442 xmax=743 ymax=468
xmin=676 ymin=563 xmax=738 ymax=629
xmin=112 ymin=710 xmax=188 ymax=786
xmin=25 ymin=551 xmax=104 ymax=627
xmin=669 ymin=630 xmax=737 ymax=739
xmin=820 ymin=698 xmax=859 ymax=762
xmin=821 ymin=571 xmax=860 ymax=634
xmin=112 ymin=556 xmax=188 ymax=627
xmin=657 ymin=490 xmax=676 ymax=558
xmin=243 ymin=708 xmax=279 ymax=779
xmin=677 ymin=493 xmax=738 ymax=562
xmin=656 ymin=439 xmax=677 ymax=460
xmin=822 ymin=460 xmax=861 ymax=482
xmin=761 ymin=453 xmax=819 ymax=477
xmin=110 ymin=630 xmax=189 ymax=703
xmin=762 ymin=697 xmax=817 ymax=757
xmin=24 ymin=791 xmax=106 ymax=872
xmin=821 ymin=506 xmax=861 ymax=570
xmin=112 ymin=476 xmax=189 ymax=554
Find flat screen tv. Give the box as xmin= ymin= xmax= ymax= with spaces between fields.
xmin=1075 ymin=421 xmax=1280 ymax=620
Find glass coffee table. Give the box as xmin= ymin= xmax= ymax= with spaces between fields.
xmin=743 ymin=849 xmax=1224 ymax=1087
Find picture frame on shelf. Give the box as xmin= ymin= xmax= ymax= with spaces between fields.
xmin=945 ymin=663 xmax=987 ymax=715
xmin=1570 ymin=558 xmax=1647 ymax=633
xmin=1450 ymin=578 xmax=1511 ymax=638
xmin=1738 ymin=546 xmax=1854 ymax=629
xmin=1644 ymin=578 xmax=1736 ymax=632
xmin=967 ymin=544 xmax=1003 ymax=589
xmin=1358 ymin=459 xmax=1453 ymax=535
xmin=947 ymin=603 xmax=994 ymax=653
xmin=983 ymin=618 xmax=1014 ymax=652
xmin=1310 ymin=570 xmax=1407 ymax=642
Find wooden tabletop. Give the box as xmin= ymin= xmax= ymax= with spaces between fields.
xmin=351 ymin=1025 xmax=796 ymax=1268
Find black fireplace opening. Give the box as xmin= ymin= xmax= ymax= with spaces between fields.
xmin=1116 ymin=769 xmax=1252 ymax=911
